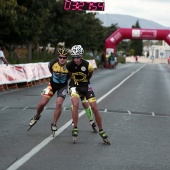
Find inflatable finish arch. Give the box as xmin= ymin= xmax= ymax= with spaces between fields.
xmin=104 ymin=28 xmax=170 ymax=68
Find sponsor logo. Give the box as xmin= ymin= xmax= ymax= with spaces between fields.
xmin=132 ymin=30 xmax=140 ymax=37
xmin=81 ymin=66 xmax=86 ymax=71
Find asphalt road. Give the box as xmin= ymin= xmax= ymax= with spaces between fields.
xmin=1 ymin=63 xmax=170 ymax=170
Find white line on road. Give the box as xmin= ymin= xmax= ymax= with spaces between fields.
xmin=23 ymin=107 xmax=28 ymax=110
xmin=7 ymin=64 xmax=146 ymax=170
xmin=44 ymin=107 xmax=47 ymax=110
xmin=1 ymin=106 xmax=8 ymax=110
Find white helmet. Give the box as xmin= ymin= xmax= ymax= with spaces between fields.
xmin=71 ymin=45 xmax=84 ymax=56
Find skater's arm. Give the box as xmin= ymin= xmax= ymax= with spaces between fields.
xmin=88 ymin=63 xmax=94 ymax=79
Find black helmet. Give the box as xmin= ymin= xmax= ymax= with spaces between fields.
xmin=57 ymin=48 xmax=69 ymax=56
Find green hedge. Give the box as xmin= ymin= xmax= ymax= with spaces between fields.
xmin=118 ymin=56 xmax=125 ymax=64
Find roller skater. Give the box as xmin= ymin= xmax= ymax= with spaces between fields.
xmin=99 ymin=130 xmax=110 ymax=145
xmin=27 ymin=48 xmax=70 ymax=135
xmin=72 ymin=127 xmax=79 ymax=144
xmin=27 ymin=115 xmax=41 ymax=131
xmin=66 ymin=45 xmax=110 ymax=145
xmin=51 ymin=123 xmax=57 ymax=137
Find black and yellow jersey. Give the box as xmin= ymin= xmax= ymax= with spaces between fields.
xmin=48 ymin=59 xmax=69 ymax=86
xmin=66 ymin=59 xmax=93 ymax=85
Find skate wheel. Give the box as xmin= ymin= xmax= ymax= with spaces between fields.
xmin=73 ymin=137 xmax=77 ymax=144
xmin=92 ymin=127 xmax=98 ymax=133
xmin=52 ymin=131 xmax=55 ymax=137
xmin=27 ymin=126 xmax=32 ymax=131
xmin=103 ymin=139 xmax=110 ymax=145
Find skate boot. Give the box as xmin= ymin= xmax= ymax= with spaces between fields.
xmin=89 ymin=120 xmax=98 ymax=133
xmin=51 ymin=123 xmax=57 ymax=137
xmin=72 ymin=127 xmax=79 ymax=144
xmin=27 ymin=115 xmax=41 ymax=131
xmin=99 ymin=130 xmax=110 ymax=145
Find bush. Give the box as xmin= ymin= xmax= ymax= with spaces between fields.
xmin=118 ymin=56 xmax=125 ymax=64
xmin=8 ymin=52 xmax=56 ymax=64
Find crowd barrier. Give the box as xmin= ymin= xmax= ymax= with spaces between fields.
xmin=0 ymin=60 xmax=97 ymax=91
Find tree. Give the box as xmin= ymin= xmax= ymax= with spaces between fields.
xmin=49 ymin=1 xmax=107 ymax=53
xmin=0 ymin=0 xmax=123 ymax=63
xmin=16 ymin=0 xmax=51 ymax=60
xmin=0 ymin=0 xmax=26 ymax=46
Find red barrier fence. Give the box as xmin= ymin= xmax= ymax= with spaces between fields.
xmin=0 ymin=60 xmax=97 ymax=91
xmin=0 ymin=62 xmax=51 ymax=91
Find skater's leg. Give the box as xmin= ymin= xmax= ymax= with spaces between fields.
xmin=36 ymin=84 xmax=53 ymax=118
xmin=52 ymin=96 xmax=64 ymax=125
xmin=82 ymin=101 xmax=93 ymax=121
xmin=51 ymin=97 xmax=64 ymax=136
xmin=81 ymin=100 xmax=97 ymax=130
xmin=89 ymin=101 xmax=102 ymax=130
xmin=89 ymin=101 xmax=110 ymax=144
xmin=71 ymin=96 xmax=79 ymax=143
xmin=28 ymin=84 xmax=53 ymax=129
xmin=71 ymin=96 xmax=79 ymax=128
xmin=51 ymin=86 xmax=67 ymax=136
xmin=36 ymin=96 xmax=50 ymax=117
xmin=29 ymin=96 xmax=50 ymax=126
xmin=71 ymin=98 xmax=93 ymax=120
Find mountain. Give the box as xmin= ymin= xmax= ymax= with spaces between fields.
xmin=96 ymin=14 xmax=168 ymax=29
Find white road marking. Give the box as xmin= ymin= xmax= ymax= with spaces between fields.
xmin=1 ymin=106 xmax=8 ymax=110
xmin=23 ymin=107 xmax=28 ymax=110
xmin=63 ymin=107 xmax=67 ymax=110
xmin=44 ymin=107 xmax=47 ymax=110
xmin=7 ymin=64 xmax=146 ymax=170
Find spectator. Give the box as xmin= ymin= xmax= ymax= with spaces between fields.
xmin=135 ymin=55 xmax=138 ymax=62
xmin=95 ymin=54 xmax=100 ymax=61
xmin=168 ymin=56 xmax=170 ymax=64
xmin=109 ymin=52 xmax=115 ymax=66
xmin=114 ymin=55 xmax=117 ymax=68
xmin=0 ymin=46 xmax=9 ymax=66
xmin=95 ymin=54 xmax=100 ymax=67
xmin=101 ymin=53 xmax=105 ymax=68
xmin=105 ymin=52 xmax=109 ymax=64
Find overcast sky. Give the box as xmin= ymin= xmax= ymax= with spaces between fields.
xmin=77 ymin=0 xmax=170 ymax=27
xmin=97 ymin=0 xmax=170 ymax=27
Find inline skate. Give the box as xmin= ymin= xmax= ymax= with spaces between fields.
xmin=99 ymin=130 xmax=110 ymax=145
xmin=27 ymin=115 xmax=41 ymax=131
xmin=72 ymin=127 xmax=79 ymax=144
xmin=89 ymin=120 xmax=98 ymax=133
xmin=51 ymin=123 xmax=57 ymax=137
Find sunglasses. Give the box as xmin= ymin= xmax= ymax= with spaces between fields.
xmin=59 ymin=56 xmax=67 ymax=60
xmin=72 ymin=56 xmax=81 ymax=59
